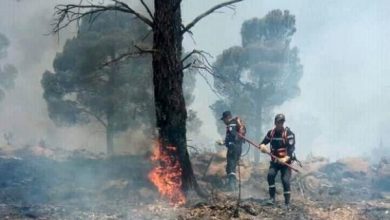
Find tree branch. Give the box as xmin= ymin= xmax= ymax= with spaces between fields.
xmin=112 ymin=0 xmax=154 ymax=26
xmin=180 ymin=49 xmax=224 ymax=99
xmin=134 ymin=44 xmax=156 ymax=54
xmin=53 ymin=0 xmax=153 ymax=34
xmin=102 ymin=51 xmax=146 ymax=67
xmin=182 ymin=62 xmax=193 ymax=71
xmin=101 ymin=45 xmax=156 ymax=68
xmin=78 ymin=106 xmax=108 ymax=128
xmin=140 ymin=0 xmax=154 ymax=20
xmin=181 ymin=49 xmax=206 ymax=63
xmin=181 ymin=0 xmax=243 ymax=34
xmin=182 ymin=50 xmax=214 ymax=73
xmin=183 ymin=49 xmax=245 ymax=99
xmin=197 ymin=70 xmax=224 ymax=100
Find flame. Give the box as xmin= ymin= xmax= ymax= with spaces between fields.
xmin=148 ymin=140 xmax=186 ymax=205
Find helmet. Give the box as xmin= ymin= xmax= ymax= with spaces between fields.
xmin=274 ymin=113 xmax=285 ymax=123
xmin=220 ymin=111 xmax=232 ymax=120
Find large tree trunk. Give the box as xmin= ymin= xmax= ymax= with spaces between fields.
xmin=152 ymin=0 xmax=198 ymax=194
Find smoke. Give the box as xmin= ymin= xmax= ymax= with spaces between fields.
xmin=1 ymin=0 xmax=388 ymax=160
xmin=0 ymin=0 xmax=155 ymax=153
xmin=183 ymin=0 xmax=390 ymax=160
xmin=0 ymin=0 xmax=158 ymax=212
xmin=0 ymin=0 xmax=68 ymax=147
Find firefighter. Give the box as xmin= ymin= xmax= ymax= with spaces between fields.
xmin=217 ymin=111 xmax=246 ymax=191
xmin=259 ymin=113 xmax=295 ymax=208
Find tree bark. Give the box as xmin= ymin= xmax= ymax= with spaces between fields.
xmin=152 ymin=0 xmax=198 ymax=194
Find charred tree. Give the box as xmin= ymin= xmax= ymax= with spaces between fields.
xmin=152 ymin=0 xmax=193 ymax=192
xmin=52 ymin=0 xmax=243 ymax=197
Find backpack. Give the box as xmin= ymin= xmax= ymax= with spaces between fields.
xmin=235 ymin=117 xmax=247 ymax=139
xmin=269 ymin=127 xmax=290 ymax=145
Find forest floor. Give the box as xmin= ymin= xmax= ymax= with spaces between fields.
xmin=0 ymin=144 xmax=389 ymax=219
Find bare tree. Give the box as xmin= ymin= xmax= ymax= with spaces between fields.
xmin=53 ymin=0 xmax=243 ymax=197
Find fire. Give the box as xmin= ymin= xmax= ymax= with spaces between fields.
xmin=148 ymin=140 xmax=186 ymax=205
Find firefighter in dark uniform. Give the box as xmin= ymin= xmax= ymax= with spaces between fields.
xmin=217 ymin=111 xmax=246 ymax=191
xmin=259 ymin=113 xmax=295 ymax=207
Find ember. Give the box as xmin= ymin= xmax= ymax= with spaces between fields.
xmin=148 ymin=141 xmax=186 ymax=205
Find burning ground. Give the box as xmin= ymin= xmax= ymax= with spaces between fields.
xmin=0 ymin=145 xmax=389 ymax=219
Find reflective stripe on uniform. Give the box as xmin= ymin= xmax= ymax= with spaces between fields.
xmin=269 ymin=185 xmax=275 ymax=188
xmin=227 ymin=124 xmax=236 ymax=132
xmin=284 ymin=191 xmax=291 ymax=194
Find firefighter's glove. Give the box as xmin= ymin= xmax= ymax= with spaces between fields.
xmin=259 ymin=144 xmax=269 ymax=153
xmin=278 ymin=156 xmax=290 ymax=164
xmin=215 ymin=140 xmax=225 ymax=146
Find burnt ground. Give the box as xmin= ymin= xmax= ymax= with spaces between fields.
xmin=0 ymin=147 xmax=389 ymax=220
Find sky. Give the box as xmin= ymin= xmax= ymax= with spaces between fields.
xmin=0 ymin=0 xmax=389 ymax=159
xmin=182 ymin=0 xmax=390 ymax=159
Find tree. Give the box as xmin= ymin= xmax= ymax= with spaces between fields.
xmin=43 ymin=11 xmax=201 ymax=156
xmin=0 ymin=33 xmax=17 ymax=101
xmin=53 ymin=0 xmax=243 ymax=197
xmin=211 ymin=10 xmax=303 ymax=163
xmin=42 ymin=11 xmax=153 ymax=156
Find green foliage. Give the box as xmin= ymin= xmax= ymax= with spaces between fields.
xmin=211 ymin=10 xmax=303 ymax=139
xmin=42 ymin=12 xmax=154 ymax=133
xmin=42 ymin=11 xmax=200 ymax=143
